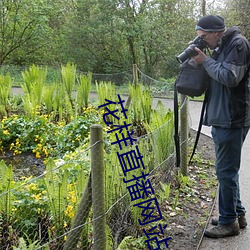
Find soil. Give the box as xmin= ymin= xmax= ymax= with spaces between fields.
xmin=161 ymin=130 xmax=217 ymax=250
xmin=0 ymin=152 xmax=45 ymax=180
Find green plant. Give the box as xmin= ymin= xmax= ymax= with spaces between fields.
xmin=43 ymin=159 xmax=66 ymax=214
xmin=0 ymin=73 xmax=12 ymax=117
xmin=129 ymin=83 xmax=153 ymax=124
xmin=0 ymin=111 xmax=99 ymax=158
xmin=145 ymin=100 xmax=174 ymax=165
xmin=178 ymin=172 xmax=191 ymax=189
xmin=12 ymin=177 xmax=49 ymax=241
xmin=159 ymin=182 xmax=171 ymax=202
xmin=21 ymin=65 xmax=47 ymax=118
xmin=172 ymin=190 xmax=180 ymax=210
xmin=13 ymin=233 xmax=49 ymax=250
xmin=60 ymin=62 xmax=76 ymax=102
xmin=96 ymin=81 xmax=116 ymax=105
xmin=76 ymin=72 xmax=92 ymax=111
xmin=43 ymin=84 xmax=56 ymax=114
xmin=0 ymin=161 xmax=15 ymax=222
xmin=117 ymin=235 xmax=157 ymax=249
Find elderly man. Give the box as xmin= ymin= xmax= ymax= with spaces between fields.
xmin=192 ymin=15 xmax=250 ymax=238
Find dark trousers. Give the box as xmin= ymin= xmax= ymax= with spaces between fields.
xmin=211 ymin=126 xmax=249 ymax=225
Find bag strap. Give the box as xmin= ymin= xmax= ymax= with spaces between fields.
xmin=174 ymin=81 xmax=208 ymax=168
xmin=189 ymin=91 xmax=208 ymax=164
xmin=174 ymin=80 xmax=180 ymax=168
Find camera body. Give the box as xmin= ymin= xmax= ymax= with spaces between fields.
xmin=176 ymin=36 xmax=208 ymax=64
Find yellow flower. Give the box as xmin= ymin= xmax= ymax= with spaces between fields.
xmin=12 ymin=207 xmax=17 ymax=212
xmin=32 ymin=193 xmax=42 ymax=201
xmin=14 ymin=149 xmax=22 ymax=155
xmin=71 ymin=195 xmax=76 ymax=204
xmin=65 ymin=205 xmax=74 ymax=218
xmin=3 ymin=130 xmax=9 ymax=135
xmin=26 ymin=183 xmax=37 ymax=191
xmin=36 ymin=152 xmax=41 ymax=159
xmin=42 ymin=147 xmax=49 ymax=157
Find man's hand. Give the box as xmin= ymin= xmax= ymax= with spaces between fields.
xmin=192 ymin=47 xmax=207 ymax=64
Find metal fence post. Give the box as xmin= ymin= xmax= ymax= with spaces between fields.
xmin=91 ymin=124 xmax=106 ymax=250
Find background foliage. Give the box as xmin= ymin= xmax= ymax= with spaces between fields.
xmin=1 ymin=0 xmax=248 ymax=80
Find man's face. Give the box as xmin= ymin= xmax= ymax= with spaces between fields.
xmin=196 ymin=30 xmax=222 ymax=49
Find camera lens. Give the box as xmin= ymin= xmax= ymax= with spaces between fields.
xmin=176 ymin=36 xmax=208 ymax=63
xmin=176 ymin=45 xmax=198 ymax=63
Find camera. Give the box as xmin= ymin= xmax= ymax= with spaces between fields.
xmin=176 ymin=36 xmax=208 ymax=64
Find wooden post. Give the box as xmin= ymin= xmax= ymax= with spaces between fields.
xmin=125 ymin=64 xmax=138 ymax=108
xmin=133 ymin=64 xmax=138 ymax=85
xmin=91 ymin=124 xmax=106 ymax=250
xmin=180 ymin=94 xmax=188 ymax=176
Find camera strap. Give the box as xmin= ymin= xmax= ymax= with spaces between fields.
xmin=174 ymin=85 xmax=208 ymax=168
xmin=174 ymin=82 xmax=181 ymax=168
xmin=189 ymin=91 xmax=208 ymax=164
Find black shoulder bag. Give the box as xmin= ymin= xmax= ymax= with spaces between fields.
xmin=174 ymin=58 xmax=210 ymax=168
xmin=175 ymin=58 xmax=208 ymax=97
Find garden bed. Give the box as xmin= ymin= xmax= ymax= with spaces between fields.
xmin=164 ymin=130 xmax=217 ymax=250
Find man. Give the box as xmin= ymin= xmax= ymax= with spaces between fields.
xmin=192 ymin=15 xmax=250 ymax=238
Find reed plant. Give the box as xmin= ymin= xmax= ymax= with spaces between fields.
xmin=96 ymin=81 xmax=118 ymax=125
xmin=43 ymin=84 xmax=55 ymax=114
xmin=145 ymin=100 xmax=174 ymax=165
xmin=96 ymin=81 xmax=116 ymax=106
xmin=76 ymin=72 xmax=92 ymax=113
xmin=43 ymin=159 xmax=69 ymax=239
xmin=0 ymin=73 xmax=12 ymax=116
xmin=60 ymin=63 xmax=76 ymax=103
xmin=141 ymin=89 xmax=152 ymax=124
xmin=52 ymin=82 xmax=73 ymax=122
xmin=0 ymin=161 xmax=14 ymax=223
xmin=21 ymin=65 xmax=47 ymax=118
xmin=129 ymin=84 xmax=152 ymax=124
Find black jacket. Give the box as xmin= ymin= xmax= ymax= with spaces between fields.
xmin=203 ymin=26 xmax=250 ymax=128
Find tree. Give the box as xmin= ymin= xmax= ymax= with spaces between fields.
xmin=66 ymin=0 xmax=200 ymax=78
xmin=220 ymin=0 xmax=250 ymax=39
xmin=0 ymin=0 xmax=48 ymax=65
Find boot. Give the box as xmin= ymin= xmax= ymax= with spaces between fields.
xmin=211 ymin=214 xmax=247 ymax=229
xmin=204 ymin=222 xmax=240 ymax=238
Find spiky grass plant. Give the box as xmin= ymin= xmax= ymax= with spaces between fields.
xmin=21 ymin=65 xmax=47 ymax=118
xmin=145 ymin=100 xmax=175 ymax=165
xmin=76 ymin=72 xmax=92 ymax=112
xmin=96 ymin=81 xmax=116 ymax=106
xmin=0 ymin=161 xmax=14 ymax=223
xmin=43 ymin=84 xmax=55 ymax=114
xmin=60 ymin=63 xmax=76 ymax=103
xmin=129 ymin=83 xmax=152 ymax=125
xmin=0 ymin=73 xmax=12 ymax=117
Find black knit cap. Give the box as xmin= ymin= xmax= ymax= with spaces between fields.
xmin=195 ymin=15 xmax=225 ymax=32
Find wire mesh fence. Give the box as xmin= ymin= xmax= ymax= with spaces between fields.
xmin=0 ymin=65 xmax=190 ymax=249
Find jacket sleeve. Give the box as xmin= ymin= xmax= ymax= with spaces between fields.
xmin=203 ymin=37 xmax=250 ymax=87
